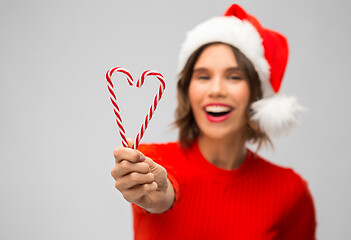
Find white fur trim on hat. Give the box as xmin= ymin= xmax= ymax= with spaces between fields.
xmin=178 ymin=16 xmax=274 ymax=97
xmin=250 ymin=94 xmax=306 ymax=137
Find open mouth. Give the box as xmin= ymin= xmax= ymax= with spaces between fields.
xmin=204 ymin=105 xmax=233 ymax=117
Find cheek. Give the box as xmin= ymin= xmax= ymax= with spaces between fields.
xmin=188 ymin=81 xmax=201 ymax=108
xmin=225 ymin=82 xmax=251 ymax=120
xmin=233 ymin=82 xmax=251 ymax=106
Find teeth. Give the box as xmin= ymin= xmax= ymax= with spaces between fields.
xmin=205 ymin=105 xmax=231 ymax=113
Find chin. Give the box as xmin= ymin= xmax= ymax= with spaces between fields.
xmin=200 ymin=127 xmax=243 ymax=141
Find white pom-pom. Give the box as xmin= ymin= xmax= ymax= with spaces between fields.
xmin=250 ymin=94 xmax=306 ymax=137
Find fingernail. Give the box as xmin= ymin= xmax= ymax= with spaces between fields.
xmin=139 ymin=154 xmax=145 ymax=161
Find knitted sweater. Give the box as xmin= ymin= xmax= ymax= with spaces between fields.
xmin=133 ymin=141 xmax=316 ymax=240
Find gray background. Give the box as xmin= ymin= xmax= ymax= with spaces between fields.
xmin=1 ymin=0 xmax=350 ymax=239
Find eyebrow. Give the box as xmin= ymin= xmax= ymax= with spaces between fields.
xmin=193 ymin=67 xmax=242 ymax=73
xmin=225 ymin=67 xmax=242 ymax=73
xmin=192 ymin=68 xmax=208 ymax=74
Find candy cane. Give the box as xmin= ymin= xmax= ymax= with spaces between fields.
xmin=106 ymin=67 xmax=165 ymax=149
xmin=134 ymin=70 xmax=165 ymax=148
xmin=106 ymin=67 xmax=133 ymax=148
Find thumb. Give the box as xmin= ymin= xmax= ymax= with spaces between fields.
xmin=144 ymin=157 xmax=167 ymax=191
xmin=144 ymin=157 xmax=156 ymax=169
xmin=126 ymin=138 xmax=134 ymax=149
xmin=144 ymin=157 xmax=163 ymax=173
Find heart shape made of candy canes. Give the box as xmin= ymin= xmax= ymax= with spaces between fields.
xmin=106 ymin=67 xmax=165 ymax=149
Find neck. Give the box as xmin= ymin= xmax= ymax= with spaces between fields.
xmin=197 ymin=133 xmax=247 ymax=170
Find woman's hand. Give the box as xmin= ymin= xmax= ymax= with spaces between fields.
xmin=111 ymin=139 xmax=174 ymax=213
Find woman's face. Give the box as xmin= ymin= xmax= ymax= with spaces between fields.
xmin=188 ymin=44 xmax=250 ymax=141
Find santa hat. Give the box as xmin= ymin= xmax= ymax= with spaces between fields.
xmin=178 ymin=4 xmax=305 ymax=137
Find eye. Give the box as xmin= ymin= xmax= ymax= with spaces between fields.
xmin=197 ymin=75 xmax=210 ymax=80
xmin=228 ymin=75 xmax=242 ymax=80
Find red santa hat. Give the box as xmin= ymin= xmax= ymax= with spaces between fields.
xmin=178 ymin=4 xmax=305 ymax=137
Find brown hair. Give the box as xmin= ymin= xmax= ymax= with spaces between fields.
xmin=174 ymin=42 xmax=272 ymax=150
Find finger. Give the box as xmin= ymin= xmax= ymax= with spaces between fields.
xmin=113 ymin=146 xmax=145 ymax=163
xmin=115 ymin=160 xmax=150 ymax=177
xmin=122 ymin=182 xmax=158 ymax=203
xmin=111 ymin=165 xmax=118 ymax=179
xmin=115 ymin=172 xmax=154 ymax=191
xmin=127 ymin=138 xmax=134 ymax=149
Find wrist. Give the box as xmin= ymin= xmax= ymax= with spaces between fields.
xmin=145 ymin=179 xmax=175 ymax=214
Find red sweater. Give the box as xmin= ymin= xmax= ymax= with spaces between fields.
xmin=133 ymin=141 xmax=316 ymax=240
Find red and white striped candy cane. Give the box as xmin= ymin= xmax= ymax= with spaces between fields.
xmin=106 ymin=67 xmax=165 ymax=149
xmin=106 ymin=67 xmax=133 ymax=148
xmin=134 ymin=70 xmax=165 ymax=148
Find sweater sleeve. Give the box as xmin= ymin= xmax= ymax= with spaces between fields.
xmin=280 ymin=173 xmax=317 ymax=240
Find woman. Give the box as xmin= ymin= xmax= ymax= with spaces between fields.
xmin=111 ymin=4 xmax=316 ymax=239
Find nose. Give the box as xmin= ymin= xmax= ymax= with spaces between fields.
xmin=209 ymin=77 xmax=226 ymax=98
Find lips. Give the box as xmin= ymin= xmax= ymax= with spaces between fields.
xmin=203 ymin=104 xmax=233 ymax=122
